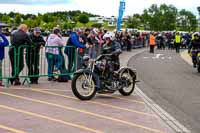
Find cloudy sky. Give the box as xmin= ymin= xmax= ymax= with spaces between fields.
xmin=0 ymin=0 xmax=199 ymax=17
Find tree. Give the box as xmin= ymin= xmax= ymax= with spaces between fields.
xmin=177 ymin=9 xmax=197 ymax=31
xmin=78 ymin=14 xmax=89 ymax=25
xmin=126 ymin=14 xmax=141 ymax=29
xmin=23 ymin=19 xmax=33 ymax=27
xmin=2 ymin=15 xmax=10 ymax=23
xmin=42 ymin=14 xmax=50 ymax=23
xmin=15 ymin=14 xmax=22 ymax=25
xmin=61 ymin=21 xmax=75 ymax=29
xmin=91 ymin=23 xmax=102 ymax=28
xmin=159 ymin=4 xmax=177 ymax=30
xmin=140 ymin=4 xmax=177 ymax=31
xmin=8 ymin=12 xmax=15 ymax=18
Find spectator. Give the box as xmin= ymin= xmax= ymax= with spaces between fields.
xmin=26 ymin=27 xmax=45 ymax=84
xmin=124 ymin=31 xmax=132 ymax=51
xmin=64 ymin=29 xmax=86 ymax=79
xmin=46 ymin=27 xmax=67 ymax=82
xmin=77 ymin=28 xmax=90 ymax=69
xmin=149 ymin=33 xmax=156 ymax=53
xmin=9 ymin=24 xmax=32 ymax=85
xmin=0 ymin=32 xmax=9 ymax=86
xmin=95 ymin=29 xmax=104 ymax=56
xmin=175 ymin=32 xmax=181 ymax=53
xmin=87 ymin=29 xmax=98 ymax=59
xmin=156 ymin=33 xmax=165 ymax=49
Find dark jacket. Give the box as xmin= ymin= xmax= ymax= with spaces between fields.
xmin=102 ymin=41 xmax=122 ymax=71
xmin=10 ymin=30 xmax=32 ymax=47
xmin=0 ymin=33 xmax=9 ymax=60
xmin=189 ymin=38 xmax=200 ymax=51
xmin=29 ymin=33 xmax=45 ymax=49
xmin=102 ymin=41 xmax=122 ymax=60
xmin=81 ymin=33 xmax=89 ymax=44
xmin=26 ymin=33 xmax=46 ymax=61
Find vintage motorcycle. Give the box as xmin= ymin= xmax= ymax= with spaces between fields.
xmin=189 ymin=49 xmax=200 ymax=73
xmin=71 ymin=52 xmax=137 ymax=100
xmin=197 ymin=51 xmax=200 ymax=73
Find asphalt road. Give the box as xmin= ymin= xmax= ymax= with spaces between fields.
xmin=0 ymin=49 xmax=174 ymax=133
xmin=0 ymin=85 xmax=173 ymax=133
xmin=128 ymin=49 xmax=200 ymax=133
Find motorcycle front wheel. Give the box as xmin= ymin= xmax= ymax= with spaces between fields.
xmin=119 ymin=71 xmax=136 ymax=96
xmin=72 ymin=73 xmax=97 ymax=100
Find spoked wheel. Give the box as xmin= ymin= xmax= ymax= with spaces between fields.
xmin=72 ymin=73 xmax=97 ymax=100
xmin=119 ymin=70 xmax=136 ymax=96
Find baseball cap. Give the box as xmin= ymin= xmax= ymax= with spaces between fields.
xmin=34 ymin=27 xmax=41 ymax=33
xmin=75 ymin=28 xmax=82 ymax=33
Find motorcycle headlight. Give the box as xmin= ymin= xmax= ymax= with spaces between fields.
xmin=96 ymin=59 xmax=106 ymax=71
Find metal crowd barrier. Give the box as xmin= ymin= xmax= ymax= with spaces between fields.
xmin=1 ymin=45 xmax=77 ymax=88
xmin=1 ymin=46 xmax=17 ymax=87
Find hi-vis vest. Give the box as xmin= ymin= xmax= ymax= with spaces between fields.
xmin=175 ymin=35 xmax=181 ymax=43
xmin=149 ymin=35 xmax=155 ymax=46
xmin=192 ymin=34 xmax=194 ymax=40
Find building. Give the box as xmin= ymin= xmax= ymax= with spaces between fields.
xmin=0 ymin=22 xmax=9 ymax=28
xmin=89 ymin=16 xmax=126 ymax=27
xmin=89 ymin=17 xmax=104 ymax=24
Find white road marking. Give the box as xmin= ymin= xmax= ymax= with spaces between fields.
xmin=152 ymin=54 xmax=163 ymax=59
xmin=168 ymin=57 xmax=172 ymax=60
xmin=143 ymin=55 xmax=172 ymax=60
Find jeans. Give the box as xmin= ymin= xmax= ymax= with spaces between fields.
xmin=88 ymin=46 xmax=97 ymax=59
xmin=26 ymin=49 xmax=40 ymax=82
xmin=55 ymin=52 xmax=68 ymax=81
xmin=77 ymin=55 xmax=83 ymax=70
xmin=150 ymin=45 xmax=155 ymax=53
xmin=9 ymin=48 xmax=24 ymax=81
xmin=46 ymin=53 xmax=55 ymax=78
xmin=65 ymin=47 xmax=76 ymax=73
xmin=175 ymin=43 xmax=180 ymax=53
xmin=192 ymin=51 xmax=198 ymax=65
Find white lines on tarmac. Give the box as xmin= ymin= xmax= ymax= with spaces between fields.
xmin=2 ymin=87 xmax=154 ymax=117
xmin=0 ymin=92 xmax=166 ymax=133
xmin=143 ymin=57 xmax=172 ymax=60
xmin=6 ymin=87 xmax=146 ymax=104
xmin=0 ymin=105 xmax=103 ymax=133
xmin=0 ymin=124 xmax=27 ymax=133
xmin=143 ymin=53 xmax=173 ymax=60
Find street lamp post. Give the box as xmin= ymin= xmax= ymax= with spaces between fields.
xmin=197 ymin=7 xmax=200 ymax=32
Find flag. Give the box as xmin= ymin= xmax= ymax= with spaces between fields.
xmin=117 ymin=0 xmax=125 ymax=32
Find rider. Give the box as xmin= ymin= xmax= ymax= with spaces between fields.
xmin=102 ymin=31 xmax=122 ymax=73
xmin=188 ymin=32 xmax=200 ymax=68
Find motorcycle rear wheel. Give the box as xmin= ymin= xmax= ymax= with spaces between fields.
xmin=119 ymin=71 xmax=136 ymax=96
